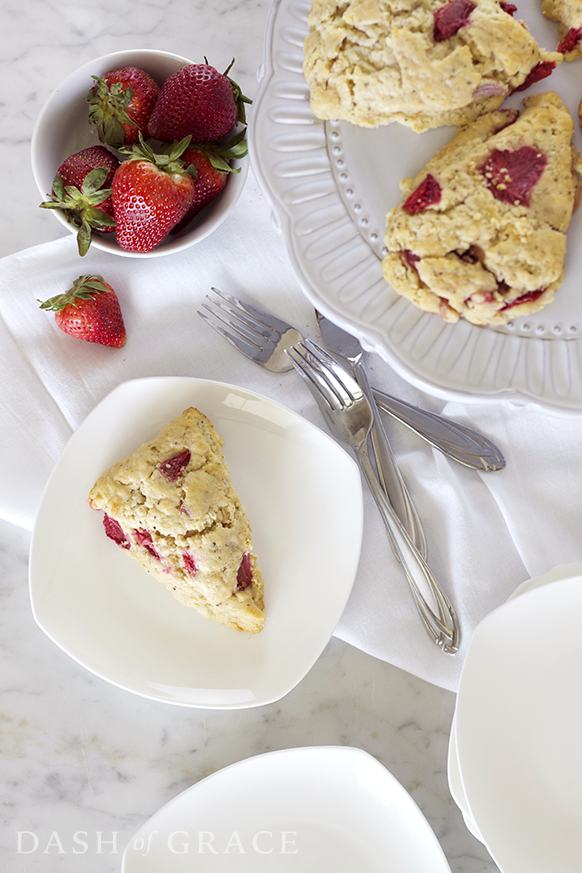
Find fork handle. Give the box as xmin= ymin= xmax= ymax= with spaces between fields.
xmin=355 ymin=441 xmax=460 ymax=654
xmin=354 ymin=362 xmax=428 ymax=560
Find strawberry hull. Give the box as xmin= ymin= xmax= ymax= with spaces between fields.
xmin=88 ymin=66 xmax=161 ymax=148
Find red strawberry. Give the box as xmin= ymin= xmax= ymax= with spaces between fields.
xmin=88 ymin=66 xmax=160 ymax=148
xmin=171 ymin=129 xmax=248 ymax=234
xmin=147 ymin=59 xmax=251 ymax=143
xmin=112 ymin=134 xmax=195 ymax=252
xmin=39 ymin=274 xmax=126 ymax=348
xmin=39 ymin=146 xmax=119 ymax=256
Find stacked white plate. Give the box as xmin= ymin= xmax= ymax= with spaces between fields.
xmin=448 ymin=565 xmax=582 ymax=872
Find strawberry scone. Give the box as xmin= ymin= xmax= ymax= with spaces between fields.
xmin=88 ymin=407 xmax=265 ymax=633
xmin=303 ymin=0 xmax=561 ymax=132
xmin=543 ymin=0 xmax=582 ymax=60
xmin=382 ymin=92 xmax=582 ymax=326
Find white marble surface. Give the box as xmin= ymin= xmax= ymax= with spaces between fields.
xmin=0 ymin=0 xmax=499 ymax=870
xmin=0 ymin=516 xmax=497 ymax=872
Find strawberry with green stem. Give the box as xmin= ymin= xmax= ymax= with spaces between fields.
xmin=147 ymin=59 xmax=251 ymax=143
xmin=171 ymin=128 xmax=248 ymax=234
xmin=40 ymin=146 xmax=119 ymax=256
xmin=112 ymin=134 xmax=196 ymax=252
xmin=88 ymin=66 xmax=160 ymax=148
xmin=39 ymin=275 xmax=126 ymax=348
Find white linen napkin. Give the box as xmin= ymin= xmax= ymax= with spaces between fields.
xmin=2 ymin=169 xmax=581 ymax=692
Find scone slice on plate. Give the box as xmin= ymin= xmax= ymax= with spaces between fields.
xmin=382 ymin=92 xmax=582 ymax=326
xmin=88 ymin=407 xmax=265 ymax=634
xmin=304 ymin=0 xmax=562 ymax=132
xmin=543 ymin=0 xmax=582 ymax=60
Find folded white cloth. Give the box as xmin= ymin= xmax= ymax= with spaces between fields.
xmin=2 ymin=169 xmax=581 ymax=691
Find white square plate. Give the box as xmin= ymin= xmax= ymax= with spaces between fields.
xmin=29 ymin=377 xmax=363 ymax=708
xmin=121 ymin=746 xmax=452 ymax=871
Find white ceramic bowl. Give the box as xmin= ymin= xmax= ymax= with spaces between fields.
xmin=31 ymin=49 xmax=248 ymax=258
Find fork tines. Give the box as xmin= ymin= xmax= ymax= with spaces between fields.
xmin=198 ymin=287 xmax=283 ymax=364
xmin=286 ymin=340 xmax=361 ymax=410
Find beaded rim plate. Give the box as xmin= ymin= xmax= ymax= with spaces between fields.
xmin=250 ymin=0 xmax=582 ymax=412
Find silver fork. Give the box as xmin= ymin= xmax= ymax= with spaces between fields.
xmin=200 ymin=286 xmax=423 ymax=551
xmin=197 ymin=288 xmax=506 ymax=473
xmin=286 ymin=339 xmax=460 ymax=654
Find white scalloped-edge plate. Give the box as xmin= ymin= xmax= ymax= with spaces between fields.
xmin=29 ymin=377 xmax=363 ymax=709
xmin=250 ymin=0 xmax=582 ymax=412
xmin=122 ymin=747 xmax=452 ymax=872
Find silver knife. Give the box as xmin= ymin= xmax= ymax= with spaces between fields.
xmin=315 ymin=316 xmax=505 ymax=473
xmin=370 ymin=387 xmax=505 ymax=472
xmin=316 ymin=311 xmax=428 ymax=560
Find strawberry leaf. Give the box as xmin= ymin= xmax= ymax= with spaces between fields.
xmin=121 ymin=133 xmax=195 ymax=175
xmin=77 ymin=222 xmax=93 ymax=257
xmin=88 ymin=76 xmax=136 ymax=149
xmin=80 ymin=167 xmax=111 ymax=195
xmin=39 ymin=274 xmax=110 ymax=311
xmin=218 ymin=57 xmax=252 ymax=125
xmin=52 ymin=172 xmax=65 ymax=200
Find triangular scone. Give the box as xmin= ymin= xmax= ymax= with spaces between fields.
xmin=88 ymin=407 xmax=265 ymax=633
xmin=543 ymin=0 xmax=582 ymax=60
xmin=383 ymin=93 xmax=582 ymax=326
xmin=303 ymin=0 xmax=562 ymax=132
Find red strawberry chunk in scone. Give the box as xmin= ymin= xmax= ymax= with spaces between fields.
xmin=513 ymin=60 xmax=557 ymax=92
xmin=480 ymin=147 xmax=548 ymax=206
xmin=134 ymin=529 xmax=161 ymax=560
xmin=159 ymin=449 xmax=191 ymax=482
xmin=182 ymin=552 xmax=198 ymax=577
xmin=402 ymin=175 xmax=442 ymax=214
xmin=557 ymin=26 xmax=582 ymax=53
xmin=501 ymin=289 xmax=545 ymax=310
xmin=103 ymin=514 xmax=130 ymax=548
xmin=236 ymin=554 xmax=253 ymax=591
xmin=433 ymin=0 xmax=476 ymax=41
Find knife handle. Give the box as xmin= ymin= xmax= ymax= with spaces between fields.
xmin=371 ymin=387 xmax=506 ymax=472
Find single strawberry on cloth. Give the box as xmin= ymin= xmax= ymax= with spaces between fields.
xmin=2 ymin=171 xmax=582 ymax=692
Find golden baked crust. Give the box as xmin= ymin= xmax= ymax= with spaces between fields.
xmin=88 ymin=407 xmax=265 ymax=633
xmin=382 ymin=92 xmax=582 ymax=326
xmin=303 ymin=0 xmax=562 ymax=132
xmin=543 ymin=0 xmax=582 ymax=60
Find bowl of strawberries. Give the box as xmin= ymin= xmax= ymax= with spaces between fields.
xmin=31 ymin=49 xmax=250 ymax=257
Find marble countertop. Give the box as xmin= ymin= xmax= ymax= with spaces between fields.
xmin=0 ymin=0 xmax=500 ymax=870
